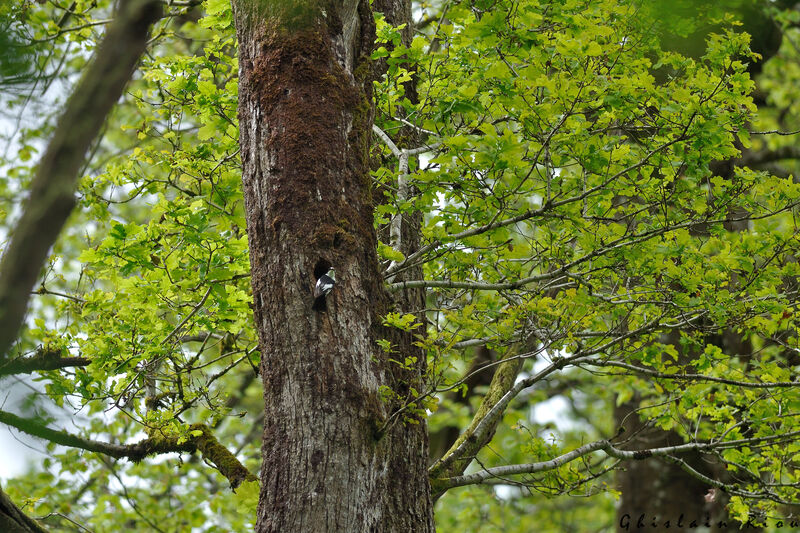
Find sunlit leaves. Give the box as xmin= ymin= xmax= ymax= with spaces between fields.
xmin=367 ymin=0 xmax=800 ymax=525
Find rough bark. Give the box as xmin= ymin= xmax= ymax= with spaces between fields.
xmin=232 ymin=0 xmax=434 ymax=531
xmin=0 ymin=0 xmax=162 ymax=361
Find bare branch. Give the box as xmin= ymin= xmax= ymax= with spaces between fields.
xmin=592 ymin=360 xmax=799 ymax=389
xmin=661 ymin=455 xmax=795 ymax=505
xmin=372 ymin=124 xmax=401 ymax=157
xmin=432 ymin=439 xmax=610 ymax=492
xmin=372 ymin=124 xmax=442 ymax=282
xmin=749 ymin=128 xmax=800 ymax=136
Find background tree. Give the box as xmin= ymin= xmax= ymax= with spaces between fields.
xmin=1 ymin=0 xmax=800 ymax=532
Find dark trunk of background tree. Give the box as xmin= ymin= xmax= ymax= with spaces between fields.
xmin=615 ymin=330 xmax=758 ymax=533
xmin=233 ymin=0 xmax=434 ymax=531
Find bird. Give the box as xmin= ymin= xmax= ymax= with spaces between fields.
xmin=312 ymin=268 xmax=336 ymax=311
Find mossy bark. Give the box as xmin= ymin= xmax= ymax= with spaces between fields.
xmin=233 ymin=0 xmax=433 ymax=530
xmin=428 ymin=351 xmax=524 ymax=500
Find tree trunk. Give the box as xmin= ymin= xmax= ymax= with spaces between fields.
xmin=614 ymin=401 xmax=720 ymax=532
xmin=232 ymin=1 xmax=434 ymax=531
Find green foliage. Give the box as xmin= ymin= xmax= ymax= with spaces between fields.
xmin=2 ymin=1 xmax=258 ymax=530
xmin=0 ymin=2 xmax=38 ymax=86
xmin=383 ymin=311 xmax=421 ymax=332
xmin=3 ymin=0 xmax=800 ymax=531
xmin=230 ymin=480 xmax=259 ymax=515
xmin=373 ymin=0 xmax=800 ymax=528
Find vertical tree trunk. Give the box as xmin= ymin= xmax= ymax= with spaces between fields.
xmin=614 ymin=400 xmax=717 ymax=531
xmin=232 ymin=1 xmax=434 ymax=531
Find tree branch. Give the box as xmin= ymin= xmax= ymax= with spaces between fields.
xmin=0 ymin=409 xmax=256 ymax=489
xmin=428 ymin=350 xmax=524 ymax=500
xmin=591 ymin=360 xmax=799 ymax=389
xmin=749 ymin=128 xmax=800 ymax=136
xmin=0 ymin=348 xmax=88 ymax=378
xmin=0 ymin=0 xmax=163 ymax=362
xmin=432 ymin=315 xmax=673 ymax=474
xmin=387 ymin=202 xmax=800 ymax=292
xmin=432 ymin=439 xmax=610 ymax=492
xmin=385 ymin=133 xmax=690 ymax=278
xmin=433 ymin=430 xmax=800 ymax=493
xmin=372 ymin=124 xmax=441 ymax=282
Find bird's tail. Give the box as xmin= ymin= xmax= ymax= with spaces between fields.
xmin=312 ymin=295 xmax=327 ymax=312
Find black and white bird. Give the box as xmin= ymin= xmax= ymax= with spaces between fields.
xmin=312 ymin=268 xmax=336 ymax=311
